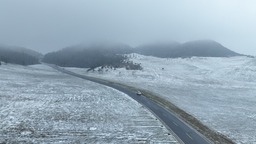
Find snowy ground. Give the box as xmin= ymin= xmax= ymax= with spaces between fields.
xmin=67 ymin=54 xmax=256 ymax=144
xmin=0 ymin=64 xmax=179 ymax=143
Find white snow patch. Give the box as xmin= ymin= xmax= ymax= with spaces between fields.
xmin=89 ymin=127 xmax=97 ymax=131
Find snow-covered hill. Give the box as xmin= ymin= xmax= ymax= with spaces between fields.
xmin=67 ymin=54 xmax=256 ymax=143
xmin=0 ymin=64 xmax=178 ymax=143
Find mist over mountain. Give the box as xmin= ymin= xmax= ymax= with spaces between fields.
xmin=3 ymin=45 xmax=43 ymax=58
xmin=42 ymin=43 xmax=142 ymax=70
xmin=42 ymin=40 xmax=245 ymax=69
xmin=135 ymin=41 xmax=181 ymax=58
xmin=1 ymin=39 xmax=244 ymax=67
xmin=135 ymin=40 xmax=243 ymax=58
xmin=0 ymin=45 xmax=42 ymax=65
xmin=64 ymin=42 xmax=133 ymax=54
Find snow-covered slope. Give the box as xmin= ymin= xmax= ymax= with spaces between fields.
xmin=0 ymin=64 xmax=178 ymax=143
xmin=67 ymin=54 xmax=256 ymax=143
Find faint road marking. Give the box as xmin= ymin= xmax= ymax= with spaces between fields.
xmin=172 ymin=121 xmax=178 ymax=126
xmin=186 ymin=133 xmax=193 ymax=140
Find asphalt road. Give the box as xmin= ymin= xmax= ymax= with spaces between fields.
xmin=48 ymin=64 xmax=211 ymax=144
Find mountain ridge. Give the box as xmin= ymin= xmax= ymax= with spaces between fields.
xmin=135 ymin=40 xmax=244 ymax=58
xmin=0 ymin=44 xmax=42 ymax=65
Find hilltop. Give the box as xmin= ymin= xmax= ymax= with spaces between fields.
xmin=135 ymin=40 xmax=243 ymax=58
xmin=0 ymin=44 xmax=42 ymax=65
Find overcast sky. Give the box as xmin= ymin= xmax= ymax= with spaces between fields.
xmin=0 ymin=0 xmax=256 ymax=55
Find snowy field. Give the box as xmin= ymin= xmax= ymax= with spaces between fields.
xmin=0 ymin=64 xmax=179 ymax=143
xmin=67 ymin=54 xmax=256 ymax=144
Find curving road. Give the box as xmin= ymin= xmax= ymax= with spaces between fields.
xmin=47 ymin=64 xmax=211 ymax=144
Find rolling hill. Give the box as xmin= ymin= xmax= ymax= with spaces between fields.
xmin=42 ymin=42 xmax=142 ymax=70
xmin=0 ymin=45 xmax=42 ymax=65
xmin=135 ymin=40 xmax=243 ymax=58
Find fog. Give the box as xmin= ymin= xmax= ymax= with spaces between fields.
xmin=0 ymin=0 xmax=256 ymax=55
